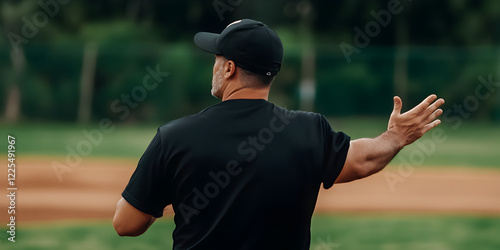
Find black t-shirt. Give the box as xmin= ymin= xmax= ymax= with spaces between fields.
xmin=122 ymin=99 xmax=350 ymax=250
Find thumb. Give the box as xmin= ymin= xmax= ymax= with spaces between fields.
xmin=392 ymin=96 xmax=402 ymax=115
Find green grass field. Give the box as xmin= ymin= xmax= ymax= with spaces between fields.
xmin=2 ymin=117 xmax=499 ymax=167
xmin=2 ymin=215 xmax=499 ymax=249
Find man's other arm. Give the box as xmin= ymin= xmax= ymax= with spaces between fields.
xmin=113 ymin=198 xmax=157 ymax=236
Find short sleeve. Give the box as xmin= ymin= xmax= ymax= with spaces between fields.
xmin=320 ymin=115 xmax=350 ymax=189
xmin=122 ymin=129 xmax=172 ymax=217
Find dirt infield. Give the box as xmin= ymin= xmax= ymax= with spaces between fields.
xmin=1 ymin=157 xmax=499 ymax=223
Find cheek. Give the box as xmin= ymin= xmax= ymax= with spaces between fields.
xmin=214 ymin=62 xmax=223 ymax=76
xmin=213 ymin=60 xmax=220 ymax=74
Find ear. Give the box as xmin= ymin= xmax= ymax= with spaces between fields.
xmin=223 ymin=60 xmax=236 ymax=79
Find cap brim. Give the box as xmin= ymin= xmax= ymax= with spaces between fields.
xmin=194 ymin=32 xmax=221 ymax=54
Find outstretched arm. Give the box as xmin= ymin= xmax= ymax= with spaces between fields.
xmin=113 ymin=198 xmax=156 ymax=236
xmin=335 ymin=94 xmax=445 ymax=183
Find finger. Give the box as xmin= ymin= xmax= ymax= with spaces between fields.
xmin=407 ymin=94 xmax=437 ymax=115
xmin=424 ymin=98 xmax=445 ymax=116
xmin=392 ymin=96 xmax=402 ymax=115
xmin=422 ymin=119 xmax=441 ymax=134
xmin=426 ymin=108 xmax=443 ymax=124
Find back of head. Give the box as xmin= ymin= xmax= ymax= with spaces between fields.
xmin=194 ymin=19 xmax=283 ymax=84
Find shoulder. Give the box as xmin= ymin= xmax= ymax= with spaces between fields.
xmin=156 ymin=103 xmax=223 ymax=142
xmin=158 ymin=113 xmax=205 ymax=136
xmin=272 ymin=104 xmax=326 ymax=124
xmin=158 ymin=102 xmax=222 ymax=134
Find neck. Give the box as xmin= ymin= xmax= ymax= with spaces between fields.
xmin=221 ymin=82 xmax=270 ymax=101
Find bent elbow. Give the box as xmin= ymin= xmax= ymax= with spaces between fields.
xmin=114 ymin=226 xmax=143 ymax=237
xmin=113 ymin=219 xmax=142 ymax=237
xmin=115 ymin=228 xmax=129 ymax=237
xmin=113 ymin=221 xmax=128 ymax=237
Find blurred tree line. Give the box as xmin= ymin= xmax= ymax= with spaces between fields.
xmin=1 ymin=0 xmax=499 ymax=123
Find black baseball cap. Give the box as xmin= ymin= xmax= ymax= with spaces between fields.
xmin=194 ymin=19 xmax=283 ymax=77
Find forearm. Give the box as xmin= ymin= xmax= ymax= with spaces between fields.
xmin=336 ymin=131 xmax=404 ymax=183
xmin=355 ymin=130 xmax=404 ymax=175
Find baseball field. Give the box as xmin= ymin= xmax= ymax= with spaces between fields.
xmin=1 ymin=118 xmax=499 ymax=249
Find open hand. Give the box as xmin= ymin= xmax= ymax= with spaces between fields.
xmin=388 ymin=94 xmax=445 ymax=147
